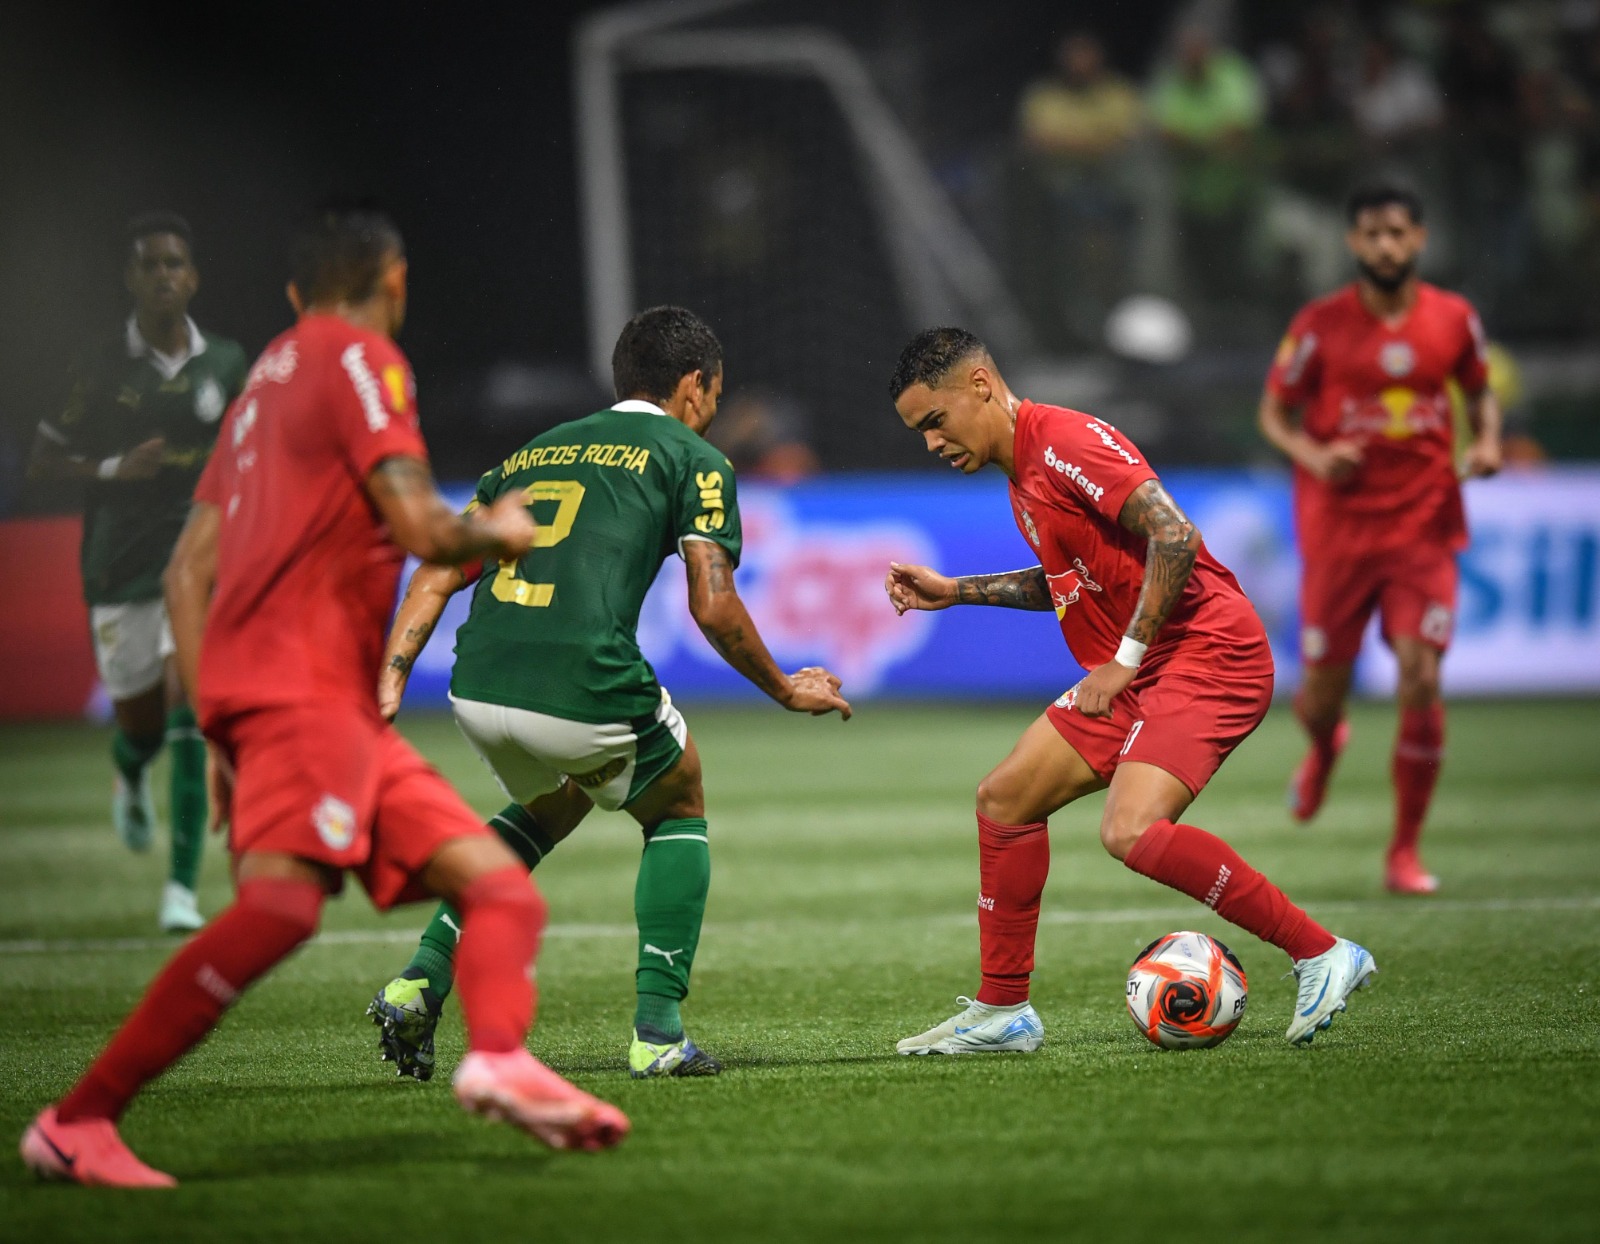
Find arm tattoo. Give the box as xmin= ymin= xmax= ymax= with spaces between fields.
xmin=1118 ymin=479 xmax=1199 ymax=646
xmin=368 ymin=456 xmax=436 ymax=499
xmin=684 ymin=541 xmax=790 ymax=701
xmin=954 ymin=566 xmax=1051 ymax=610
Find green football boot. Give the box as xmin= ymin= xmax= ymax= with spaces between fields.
xmin=628 ymin=1029 xmax=722 ymax=1078
xmin=367 ymin=975 xmax=442 ymax=1081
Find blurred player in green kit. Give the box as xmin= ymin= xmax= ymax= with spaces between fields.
xmin=27 ymin=213 xmax=247 ymax=931
xmin=369 ymin=306 xmax=851 ymax=1079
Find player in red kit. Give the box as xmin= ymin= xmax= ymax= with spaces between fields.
xmin=20 ymin=204 xmax=628 ymax=1188
xmin=886 ymin=327 xmax=1375 ymax=1055
xmin=1259 ymin=184 xmax=1502 ymax=895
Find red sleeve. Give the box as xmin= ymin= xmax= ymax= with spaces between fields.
xmin=1454 ymin=304 xmax=1490 ymax=395
xmin=1033 ymin=405 xmax=1157 ymax=523
xmin=328 ymin=335 xmax=429 ymax=479
xmin=1264 ymin=305 xmax=1323 ymax=407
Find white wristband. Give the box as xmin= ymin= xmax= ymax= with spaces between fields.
xmin=96 ymin=455 xmax=124 ymax=480
xmin=1114 ymin=636 xmax=1148 ymax=670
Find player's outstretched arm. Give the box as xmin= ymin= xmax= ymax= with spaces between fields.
xmin=366 ymin=456 xmax=535 ymax=566
xmin=684 ymin=539 xmax=851 ymax=719
xmin=1073 ymin=479 xmax=1201 ymax=719
xmin=27 ymin=428 xmax=167 ymax=483
xmin=377 ymin=561 xmax=474 ymax=721
xmin=885 ymin=562 xmax=1050 ymax=613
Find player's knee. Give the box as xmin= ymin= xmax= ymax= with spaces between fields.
xmin=1098 ymin=811 xmax=1150 ymax=861
xmin=236 ymin=877 xmax=324 ymax=946
xmin=975 ymin=772 xmax=1024 ymax=823
xmin=1397 ymin=664 xmax=1440 ymax=708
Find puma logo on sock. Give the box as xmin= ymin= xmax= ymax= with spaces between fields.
xmin=643 ymin=943 xmax=684 ymax=967
xmin=440 ymin=914 xmax=463 ymax=944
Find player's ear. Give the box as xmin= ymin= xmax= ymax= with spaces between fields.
xmin=970 ymin=363 xmax=993 ymax=403
xmin=286 ymin=281 xmax=306 ymax=317
xmin=382 ymin=257 xmax=408 ymax=304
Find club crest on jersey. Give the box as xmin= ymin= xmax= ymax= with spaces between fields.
xmin=1379 ymin=340 xmax=1415 ymax=378
xmin=312 ymin=793 xmax=356 ymax=851
xmin=1021 ymin=505 xmax=1041 ymax=549
xmin=1046 ymin=558 xmax=1101 ymax=618
xmin=194 ymin=376 xmax=226 ymax=422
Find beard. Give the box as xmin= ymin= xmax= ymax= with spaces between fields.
xmin=1357 ymin=257 xmax=1414 ymax=293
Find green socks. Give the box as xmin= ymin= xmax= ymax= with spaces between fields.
xmin=633 ymin=818 xmax=711 ymax=1041
xmin=111 ymin=729 xmax=161 ymax=785
xmin=165 ymin=706 xmax=207 ymax=889
xmin=401 ymin=803 xmax=557 ymax=1002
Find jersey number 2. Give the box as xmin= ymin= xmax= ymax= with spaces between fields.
xmin=490 ymin=480 xmax=586 ymax=607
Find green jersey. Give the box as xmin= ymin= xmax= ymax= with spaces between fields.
xmin=41 ymin=317 xmax=248 ymax=605
xmin=451 ymin=401 xmax=743 ymax=723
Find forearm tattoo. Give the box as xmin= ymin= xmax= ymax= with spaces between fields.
xmin=955 ymin=566 xmax=1052 ymax=610
xmin=686 ymin=542 xmax=790 ymax=701
xmin=368 ymin=456 xmax=435 ymax=499
xmin=1119 ymin=479 xmax=1199 ymax=646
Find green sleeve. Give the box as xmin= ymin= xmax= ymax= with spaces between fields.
xmin=472 ymin=465 xmax=502 ymax=511
xmin=675 ymin=443 xmax=742 ymax=568
xmin=39 ymin=353 xmax=100 ymax=456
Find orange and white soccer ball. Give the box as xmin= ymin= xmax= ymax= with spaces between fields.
xmin=1126 ymin=931 xmax=1248 ymax=1049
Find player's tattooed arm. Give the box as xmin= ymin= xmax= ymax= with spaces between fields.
xmin=955 ymin=566 xmax=1052 ymax=610
xmin=366 ymin=456 xmax=535 ymax=566
xmin=685 ymin=539 xmax=851 ymax=718
xmin=885 ymin=563 xmax=1049 ymax=612
xmin=377 ymin=561 xmax=472 ymax=720
xmin=1119 ymin=478 xmax=1201 ymax=647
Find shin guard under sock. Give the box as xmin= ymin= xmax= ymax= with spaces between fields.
xmin=975 ymin=813 xmax=1049 ymax=1006
xmin=453 ymin=867 xmax=546 ymax=1054
xmin=1124 ymin=819 xmax=1336 ymax=962
xmin=1391 ymin=703 xmax=1444 ymax=858
xmin=57 ymin=878 xmax=324 ymax=1122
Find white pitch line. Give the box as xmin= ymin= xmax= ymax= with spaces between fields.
xmin=1 ymin=894 xmax=1594 ymax=957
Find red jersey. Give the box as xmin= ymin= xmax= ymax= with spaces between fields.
xmin=193 ymin=314 xmax=427 ymax=726
xmin=1266 ymin=282 xmax=1488 ymax=553
xmin=1008 ymin=400 xmax=1268 ymax=674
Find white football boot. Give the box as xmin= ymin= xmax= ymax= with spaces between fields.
xmin=1286 ymin=937 xmax=1376 ymax=1045
xmin=897 ymin=996 xmax=1044 ymax=1055
xmin=158 ymin=882 xmax=204 ymax=934
xmin=112 ymin=772 xmax=155 ymax=853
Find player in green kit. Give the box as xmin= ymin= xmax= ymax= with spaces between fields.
xmin=367 ymin=306 xmax=851 ymax=1079
xmin=27 ymin=213 xmax=247 ymax=932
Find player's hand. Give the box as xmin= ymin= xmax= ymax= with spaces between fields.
xmin=1303 ymin=440 xmax=1362 ymax=484
xmin=1073 ymin=659 xmax=1137 ymax=719
xmin=783 ymin=666 xmax=852 ymax=720
xmin=205 ymin=743 xmax=235 ymax=834
xmin=886 ymin=562 xmax=958 ymax=614
xmin=476 ymin=493 xmax=538 ymax=559
xmin=377 ymin=663 xmax=409 ymax=723
xmin=117 ymin=437 xmax=168 ymax=480
xmin=1461 ymin=436 xmax=1503 ymax=479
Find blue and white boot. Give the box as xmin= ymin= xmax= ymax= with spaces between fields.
xmin=1286 ymin=937 xmax=1376 ymax=1045
xmin=896 ymin=997 xmax=1044 ymax=1055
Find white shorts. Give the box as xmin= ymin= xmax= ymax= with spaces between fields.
xmin=450 ymin=689 xmax=689 ymax=813
xmin=90 ymin=600 xmax=174 ymax=702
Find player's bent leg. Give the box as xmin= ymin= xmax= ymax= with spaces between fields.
xmin=623 ymin=736 xmax=721 ymax=1078
xmin=23 ymin=852 xmax=331 ymax=1187
xmin=1290 ymin=662 xmax=1353 ymax=824
xmin=373 ymin=783 xmax=596 ymax=1081
xmin=900 ymin=716 xmax=1103 ymax=1057
xmin=1108 ymin=764 xmax=1376 ymax=1044
xmin=1387 ymin=637 xmax=1444 ymax=895
xmin=421 ymin=837 xmax=628 ymax=1151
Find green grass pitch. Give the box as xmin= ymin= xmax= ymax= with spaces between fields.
xmin=2 ymin=699 xmax=1598 ymax=1242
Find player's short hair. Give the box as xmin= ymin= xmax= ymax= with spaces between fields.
xmin=888 ymin=327 xmax=988 ymax=399
xmin=126 ymin=211 xmax=193 ymax=260
xmin=1346 ymin=182 xmax=1424 ymax=225
xmin=611 ymin=305 xmax=723 ymax=402
xmin=289 ymin=199 xmax=405 ymax=305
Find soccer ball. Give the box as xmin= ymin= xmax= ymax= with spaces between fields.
xmin=1126 ymin=931 xmax=1248 ymax=1050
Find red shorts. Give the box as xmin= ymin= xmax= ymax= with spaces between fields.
xmin=1045 ymin=657 xmax=1274 ymax=798
xmin=1299 ymin=543 xmax=1458 ymax=666
xmin=212 ymin=705 xmax=488 ymax=910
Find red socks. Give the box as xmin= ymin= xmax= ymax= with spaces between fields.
xmin=57 ymin=878 xmax=324 ymax=1123
xmin=452 ymin=867 xmax=546 ymax=1054
xmin=1391 ymin=703 xmax=1444 ymax=858
xmin=1124 ymin=820 xmax=1336 ymax=962
xmin=975 ymin=814 xmax=1049 ymax=1006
